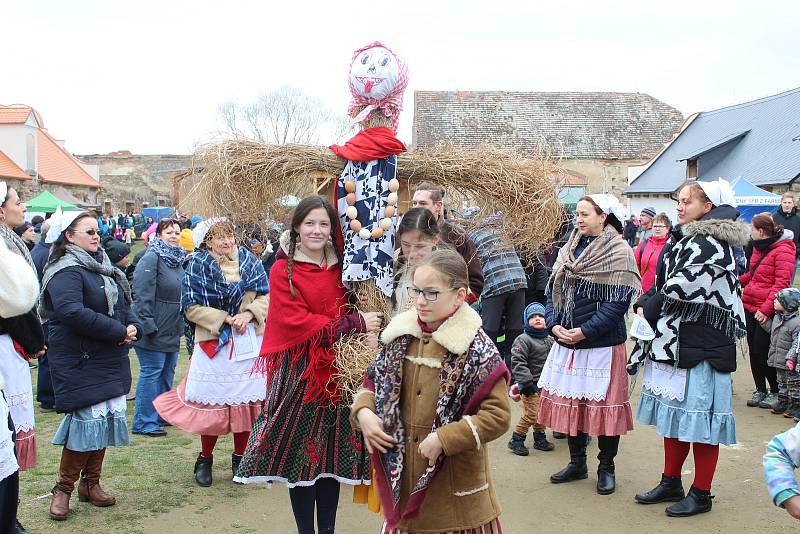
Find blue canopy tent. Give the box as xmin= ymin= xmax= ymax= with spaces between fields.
xmin=730 ymin=176 xmax=781 ymax=222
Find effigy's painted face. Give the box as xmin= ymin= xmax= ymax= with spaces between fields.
xmin=350 ymin=45 xmax=399 ymax=101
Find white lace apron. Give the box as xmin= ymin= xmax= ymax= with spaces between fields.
xmin=184 ymin=337 xmax=267 ymax=406
xmin=0 ymin=334 xmax=35 ymax=433
xmin=0 ymin=391 xmax=19 ymax=481
xmin=642 ymin=359 xmax=688 ymax=402
xmin=537 ymin=343 xmax=613 ymax=401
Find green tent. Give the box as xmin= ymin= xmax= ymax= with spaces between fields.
xmin=25 ymin=190 xmax=77 ymax=213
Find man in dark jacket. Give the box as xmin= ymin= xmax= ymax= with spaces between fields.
xmin=412 ymin=182 xmax=485 ymax=300
xmin=774 ymin=192 xmax=800 ymax=278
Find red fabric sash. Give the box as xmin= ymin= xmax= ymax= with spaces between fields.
xmin=253 ymin=256 xmax=350 ymax=404
xmin=329 ymin=126 xmax=406 ymax=162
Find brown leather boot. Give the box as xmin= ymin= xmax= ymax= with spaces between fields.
xmin=50 ymin=448 xmax=89 ymax=520
xmin=77 ymin=448 xmax=116 ymax=507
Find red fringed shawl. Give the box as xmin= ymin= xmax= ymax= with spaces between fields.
xmin=329 ymin=126 xmax=406 ymax=162
xmin=254 ymin=256 xmax=350 ymax=404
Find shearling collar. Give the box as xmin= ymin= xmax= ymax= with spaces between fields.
xmin=683 ymin=218 xmax=750 ymax=246
xmin=381 ymin=303 xmax=482 ymax=355
xmin=279 ymin=230 xmax=339 ymax=268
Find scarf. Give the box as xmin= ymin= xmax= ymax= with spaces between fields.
xmin=40 ymin=245 xmax=131 ymax=320
xmin=548 ymin=225 xmax=641 ymax=327
xmin=629 ymin=218 xmax=748 ymax=368
xmin=365 ymin=307 xmax=508 ymax=527
xmin=149 ymin=236 xmax=186 ymax=268
xmin=0 ymin=224 xmax=34 ymax=271
xmin=752 ymin=233 xmax=782 ymax=251
xmin=329 ymin=126 xmax=406 ymax=162
xmin=253 ymin=251 xmax=349 ymax=404
xmin=182 ymin=246 xmax=269 ymax=355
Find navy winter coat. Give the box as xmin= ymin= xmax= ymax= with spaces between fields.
xmin=30 ymin=240 xmax=51 ymax=281
xmin=45 ymin=259 xmax=142 ymax=412
xmin=545 ymin=235 xmax=631 ymax=349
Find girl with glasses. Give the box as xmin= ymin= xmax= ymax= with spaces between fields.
xmin=634 ymin=213 xmax=672 ymax=293
xmin=353 ymin=248 xmax=511 ymax=533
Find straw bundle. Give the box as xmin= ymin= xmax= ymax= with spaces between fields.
xmin=183 ymin=140 xmax=566 ymax=258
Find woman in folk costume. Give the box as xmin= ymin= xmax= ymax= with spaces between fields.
xmin=352 ymin=249 xmax=511 ymax=533
xmin=154 ymin=218 xmax=269 ymax=487
xmin=41 ymin=211 xmax=142 ymax=521
xmin=537 ymin=194 xmax=641 ymax=495
xmin=235 ymin=196 xmax=382 ymax=534
xmin=0 ymin=237 xmax=42 ymax=534
xmin=632 ymin=179 xmax=749 ymax=517
xmin=0 ymin=182 xmax=45 ymax=472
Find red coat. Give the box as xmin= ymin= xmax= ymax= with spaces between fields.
xmin=635 ymin=234 xmax=669 ymax=294
xmin=740 ymin=233 xmax=796 ymax=316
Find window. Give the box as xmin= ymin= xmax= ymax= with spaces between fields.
xmin=686 ymin=158 xmax=698 ymax=179
xmin=25 ymin=134 xmax=36 ymax=174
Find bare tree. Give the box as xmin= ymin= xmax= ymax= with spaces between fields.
xmin=218 ymin=86 xmax=354 ymax=144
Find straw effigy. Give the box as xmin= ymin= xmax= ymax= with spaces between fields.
xmin=182 ymin=140 xmax=566 ymax=259
xmin=181 ymin=140 xmax=566 ymax=402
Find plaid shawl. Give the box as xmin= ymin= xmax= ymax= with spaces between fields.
xmin=364 ymin=307 xmax=509 ymax=527
xmin=548 ymin=225 xmax=641 ymax=327
xmin=181 ymin=246 xmax=268 ymax=354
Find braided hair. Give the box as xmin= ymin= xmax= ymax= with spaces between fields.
xmin=287 ymin=195 xmax=342 ymax=299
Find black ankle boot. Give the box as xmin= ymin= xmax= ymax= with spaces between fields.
xmin=550 ymin=434 xmax=588 ymax=483
xmin=194 ymin=454 xmax=213 ymax=487
xmin=231 ymin=453 xmax=243 ymax=478
xmin=596 ymin=435 xmax=619 ymax=495
xmin=533 ymin=431 xmax=554 ymax=452
xmin=665 ymin=485 xmax=713 ymax=517
xmin=635 ymin=474 xmax=685 ymax=504
xmin=597 ymin=462 xmax=615 ymax=495
xmin=507 ymin=432 xmax=529 ymax=456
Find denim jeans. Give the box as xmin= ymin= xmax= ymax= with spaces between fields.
xmin=133 ymin=347 xmax=179 ymax=433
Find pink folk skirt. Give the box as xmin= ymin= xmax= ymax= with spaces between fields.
xmin=537 ymin=343 xmax=633 ymax=436
xmin=153 ymin=347 xmax=265 ymax=436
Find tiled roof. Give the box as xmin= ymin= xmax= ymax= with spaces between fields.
xmin=0 ymin=149 xmax=30 ymax=180
xmin=37 ymin=129 xmax=99 ymax=188
xmin=0 ymin=106 xmax=33 ymax=124
xmin=413 ymin=91 xmax=684 ymax=160
xmin=625 ymin=87 xmax=800 ymax=193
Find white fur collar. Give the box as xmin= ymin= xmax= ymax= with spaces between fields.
xmin=381 ymin=303 xmax=482 ymax=355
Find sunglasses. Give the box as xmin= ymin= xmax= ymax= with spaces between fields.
xmin=72 ymin=229 xmax=100 ymax=236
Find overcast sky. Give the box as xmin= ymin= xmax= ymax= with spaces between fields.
xmin=2 ymin=0 xmax=799 ymax=155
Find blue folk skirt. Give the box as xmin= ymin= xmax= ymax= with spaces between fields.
xmin=637 ymin=361 xmax=736 ymax=445
xmin=52 ymin=395 xmax=130 ymax=452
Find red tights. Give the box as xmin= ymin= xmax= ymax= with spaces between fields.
xmin=663 ymin=437 xmax=719 ymax=491
xmin=200 ymin=432 xmax=250 ymax=459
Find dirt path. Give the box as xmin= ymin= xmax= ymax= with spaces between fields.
xmin=138 ymin=373 xmax=798 ymax=533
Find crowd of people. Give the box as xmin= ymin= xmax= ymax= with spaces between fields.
xmin=1 ymin=177 xmax=800 ymax=532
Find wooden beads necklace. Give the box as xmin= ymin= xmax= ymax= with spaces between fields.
xmin=344 ymin=178 xmax=400 ymax=240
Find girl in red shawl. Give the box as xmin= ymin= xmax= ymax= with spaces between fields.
xmin=235 ymin=196 xmax=382 ymax=534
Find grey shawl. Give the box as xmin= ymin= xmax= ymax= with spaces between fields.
xmin=40 ymin=244 xmax=132 ymax=320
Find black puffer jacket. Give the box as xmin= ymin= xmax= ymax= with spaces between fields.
xmin=545 ymin=235 xmax=632 ymax=349
xmin=774 ymin=207 xmax=800 ymax=258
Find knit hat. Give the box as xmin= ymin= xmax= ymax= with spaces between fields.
xmin=524 ymin=302 xmax=546 ymax=321
xmin=179 ymin=228 xmax=195 ymax=252
xmin=13 ymin=223 xmax=33 ymax=236
xmin=777 ymin=288 xmax=800 ymax=314
xmin=103 ymin=239 xmax=131 ymax=264
xmin=640 ymin=207 xmax=656 ymax=219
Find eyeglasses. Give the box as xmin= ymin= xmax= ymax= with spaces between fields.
xmin=407 ymin=286 xmax=457 ymax=302
xmin=72 ymin=229 xmax=100 ymax=236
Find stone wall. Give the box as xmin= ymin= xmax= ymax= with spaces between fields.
xmin=560 ymin=157 xmax=650 ymax=199
xmin=76 ymin=153 xmax=192 ymax=215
